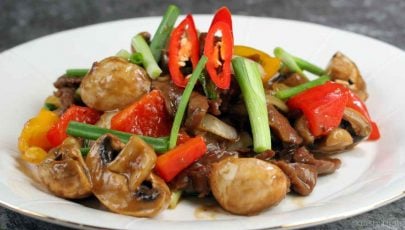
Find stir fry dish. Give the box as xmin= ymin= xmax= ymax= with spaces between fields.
xmin=18 ymin=5 xmax=380 ymax=217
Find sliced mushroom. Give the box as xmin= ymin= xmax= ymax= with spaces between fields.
xmin=80 ymin=57 xmax=151 ymax=111
xmin=86 ymin=134 xmax=170 ymax=217
xmin=295 ymin=116 xmax=315 ymax=145
xmin=313 ymin=128 xmax=354 ymax=154
xmin=38 ymin=137 xmax=92 ymax=199
xmin=326 ymin=52 xmax=368 ymax=101
xmin=342 ymin=107 xmax=371 ymax=138
xmin=210 ymin=158 xmax=289 ymax=215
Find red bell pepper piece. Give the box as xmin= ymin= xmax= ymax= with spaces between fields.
xmin=287 ymin=82 xmax=349 ymax=137
xmin=346 ymin=91 xmax=380 ymax=140
xmin=155 ymin=136 xmax=207 ymax=182
xmin=168 ymin=14 xmax=200 ymax=87
xmin=47 ymin=105 xmax=101 ymax=147
xmin=110 ymin=90 xmax=172 ymax=137
xmin=204 ymin=7 xmax=233 ymax=89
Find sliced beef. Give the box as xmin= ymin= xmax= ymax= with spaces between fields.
xmin=54 ymin=75 xmax=82 ymax=89
xmin=267 ymin=104 xmax=303 ymax=145
xmin=53 ymin=75 xmax=82 ymax=111
xmin=293 ymin=147 xmax=341 ymax=175
xmin=184 ymin=92 xmax=209 ymax=130
xmin=279 ymin=73 xmax=308 ymax=87
xmin=151 ymin=79 xmax=183 ymax=117
xmin=169 ymin=148 xmax=237 ymax=197
xmin=255 ymin=149 xmax=276 ymax=161
xmin=274 ymin=161 xmax=317 ymax=196
xmin=208 ymin=98 xmax=222 ymax=116
xmin=54 ymin=88 xmax=76 ymax=111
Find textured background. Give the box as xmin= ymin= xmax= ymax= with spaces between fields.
xmin=0 ymin=0 xmax=404 ymax=229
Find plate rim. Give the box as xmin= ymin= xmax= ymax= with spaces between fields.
xmin=1 ymin=15 xmax=404 ymax=230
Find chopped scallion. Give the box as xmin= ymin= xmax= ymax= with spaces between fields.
xmin=169 ymin=56 xmax=208 ymax=149
xmin=232 ymin=57 xmax=271 ymax=152
xmin=132 ymin=34 xmax=162 ymax=79
xmin=275 ymin=75 xmax=330 ymax=100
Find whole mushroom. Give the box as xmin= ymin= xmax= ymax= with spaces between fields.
xmin=86 ymin=134 xmax=170 ymax=217
xmin=38 ymin=137 xmax=92 ymax=199
xmin=80 ymin=57 xmax=151 ymax=111
xmin=210 ymin=157 xmax=289 ymax=215
xmin=326 ymin=52 xmax=368 ymax=101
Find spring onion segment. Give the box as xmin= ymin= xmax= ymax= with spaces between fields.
xmin=65 ymin=68 xmax=89 ymax=77
xmin=276 ymin=75 xmax=330 ymax=100
xmin=116 ymin=49 xmax=131 ymax=59
xmin=129 ymin=52 xmax=144 ymax=65
xmin=274 ymin=47 xmax=307 ymax=80
xmin=150 ymin=4 xmax=181 ymax=62
xmin=169 ymin=56 xmax=208 ymax=149
xmin=232 ymin=57 xmax=272 ymax=152
xmin=132 ymin=34 xmax=162 ymax=79
xmin=66 ymin=121 xmax=169 ymax=152
xmin=293 ymin=56 xmax=326 ymax=76
xmin=169 ymin=190 xmax=183 ymax=209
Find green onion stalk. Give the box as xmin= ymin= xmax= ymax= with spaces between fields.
xmin=169 ymin=56 xmax=208 ymax=149
xmin=65 ymin=68 xmax=89 ymax=78
xmin=232 ymin=57 xmax=272 ymax=152
xmin=275 ymin=75 xmax=330 ymax=100
xmin=66 ymin=121 xmax=169 ymax=153
xmin=132 ymin=34 xmax=162 ymax=79
xmin=149 ymin=5 xmax=181 ymax=62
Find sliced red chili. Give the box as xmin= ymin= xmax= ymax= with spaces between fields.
xmin=210 ymin=7 xmax=233 ymax=32
xmin=204 ymin=24 xmax=233 ymax=89
xmin=168 ymin=14 xmax=200 ymax=87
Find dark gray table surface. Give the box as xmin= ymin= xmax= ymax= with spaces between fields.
xmin=1 ymin=0 xmax=404 ymax=229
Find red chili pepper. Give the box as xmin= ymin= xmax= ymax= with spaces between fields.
xmin=47 ymin=106 xmax=101 ymax=147
xmin=155 ymin=136 xmax=207 ymax=182
xmin=168 ymin=14 xmax=200 ymax=87
xmin=210 ymin=7 xmax=233 ymax=32
xmin=110 ymin=90 xmax=172 ymax=137
xmin=204 ymin=7 xmax=233 ymax=89
xmin=287 ymin=82 xmax=349 ymax=137
xmin=346 ymin=91 xmax=380 ymax=140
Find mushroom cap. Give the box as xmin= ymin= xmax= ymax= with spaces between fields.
xmin=210 ymin=157 xmax=289 ymax=215
xmin=80 ymin=57 xmax=151 ymax=111
xmin=86 ymin=134 xmax=170 ymax=217
xmin=38 ymin=137 xmax=92 ymax=199
xmin=327 ymin=52 xmax=368 ymax=101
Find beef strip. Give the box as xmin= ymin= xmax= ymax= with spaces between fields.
xmin=151 ymin=79 xmax=183 ymax=117
xmin=54 ymin=75 xmax=82 ymax=89
xmin=53 ymin=75 xmax=82 ymax=111
xmin=293 ymin=147 xmax=341 ymax=175
xmin=54 ymin=88 xmax=76 ymax=111
xmin=267 ymin=104 xmax=303 ymax=145
xmin=170 ymin=148 xmax=237 ymax=197
xmin=273 ymin=161 xmax=317 ymax=196
xmin=184 ymin=92 xmax=209 ymax=130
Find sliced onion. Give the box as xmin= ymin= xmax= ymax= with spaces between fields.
xmin=265 ymin=94 xmax=289 ymax=113
xmin=95 ymin=110 xmax=118 ymax=129
xmin=227 ymin=132 xmax=253 ymax=151
xmin=198 ymin=114 xmax=238 ymax=141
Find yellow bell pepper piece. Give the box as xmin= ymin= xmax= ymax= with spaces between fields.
xmin=234 ymin=45 xmax=281 ymax=82
xmin=22 ymin=146 xmax=48 ymax=164
xmin=18 ymin=109 xmax=59 ymax=163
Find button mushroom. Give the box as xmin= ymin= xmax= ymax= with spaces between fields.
xmin=326 ymin=52 xmax=368 ymax=101
xmin=86 ymin=134 xmax=170 ymax=217
xmin=38 ymin=137 xmax=92 ymax=199
xmin=80 ymin=57 xmax=151 ymax=111
xmin=210 ymin=157 xmax=289 ymax=215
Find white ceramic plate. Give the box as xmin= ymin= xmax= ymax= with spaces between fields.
xmin=0 ymin=16 xmax=404 ymax=230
